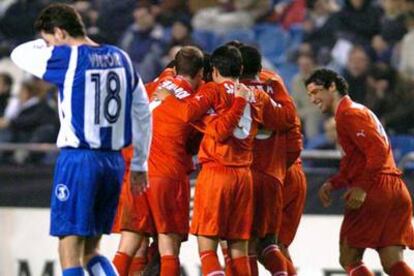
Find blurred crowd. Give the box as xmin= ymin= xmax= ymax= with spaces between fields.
xmin=0 ymin=0 xmax=414 ymax=164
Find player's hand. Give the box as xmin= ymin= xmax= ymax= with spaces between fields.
xmin=235 ymin=83 xmax=252 ymax=101
xmin=344 ymin=187 xmax=367 ymax=210
xmin=130 ymin=170 xmax=148 ymax=195
xmin=153 ymin=87 xmax=173 ymax=101
xmin=319 ymin=181 xmax=333 ymax=208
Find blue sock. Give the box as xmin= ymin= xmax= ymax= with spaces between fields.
xmin=63 ymin=267 xmax=85 ymax=276
xmin=87 ymin=255 xmax=117 ymax=276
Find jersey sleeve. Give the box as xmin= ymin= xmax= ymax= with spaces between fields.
xmin=201 ymin=97 xmax=247 ymax=142
xmin=11 ymin=39 xmax=72 ymax=85
xmin=130 ymin=76 xmax=152 ymax=172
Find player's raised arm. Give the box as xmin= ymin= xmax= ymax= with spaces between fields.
xmin=130 ymin=77 xmax=152 ymax=173
xmin=154 ymin=83 xmax=217 ymax=123
xmin=11 ymin=39 xmax=73 ymax=86
xmin=201 ymin=84 xmax=250 ymax=142
xmin=11 ymin=39 xmax=54 ymax=79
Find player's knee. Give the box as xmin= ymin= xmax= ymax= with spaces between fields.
xmin=339 ymin=253 xmax=362 ymax=270
xmin=380 ymin=256 xmax=400 ymax=274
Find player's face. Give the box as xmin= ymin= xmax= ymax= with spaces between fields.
xmin=306 ymin=82 xmax=334 ymax=113
xmin=40 ymin=29 xmax=66 ymax=46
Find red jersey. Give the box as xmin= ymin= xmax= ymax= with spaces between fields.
xmin=145 ymin=68 xmax=175 ymax=97
xmin=248 ymin=70 xmax=302 ymax=182
xmin=148 ymin=76 xmax=197 ymax=179
xmin=330 ymin=96 xmax=401 ymax=190
xmin=162 ymin=80 xmax=283 ymax=167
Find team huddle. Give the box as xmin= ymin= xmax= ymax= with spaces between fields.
xmin=9 ymin=3 xmax=414 ymax=276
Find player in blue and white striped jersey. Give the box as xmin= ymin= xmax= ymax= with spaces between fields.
xmin=11 ymin=4 xmax=151 ymax=276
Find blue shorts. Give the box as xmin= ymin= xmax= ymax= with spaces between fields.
xmin=50 ymin=148 xmax=125 ymax=237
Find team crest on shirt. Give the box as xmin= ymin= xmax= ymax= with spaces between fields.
xmin=55 ymin=184 xmax=70 ymax=202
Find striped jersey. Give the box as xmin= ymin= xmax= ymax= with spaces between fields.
xmin=11 ymin=39 xmax=151 ymax=171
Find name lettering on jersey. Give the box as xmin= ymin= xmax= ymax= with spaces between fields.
xmin=247 ymin=83 xmax=274 ymax=95
xmin=356 ymin=129 xmax=366 ymax=137
xmin=89 ymin=53 xmax=122 ymax=68
xmin=224 ymin=83 xmax=235 ymax=94
xmin=160 ymin=80 xmax=191 ymax=99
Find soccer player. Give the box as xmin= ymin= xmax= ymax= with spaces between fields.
xmin=237 ymin=45 xmax=299 ymax=276
xmin=113 ymin=46 xmax=206 ymax=276
xmin=306 ymin=68 xmax=414 ymax=276
xmin=10 ymin=4 xmax=151 ymax=276
xmin=256 ymin=58 xmax=307 ymax=276
xmin=155 ymin=45 xmax=294 ymax=276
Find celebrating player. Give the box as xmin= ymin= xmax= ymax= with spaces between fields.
xmin=306 ymin=68 xmax=414 ymax=276
xmin=155 ymin=45 xmax=295 ymax=276
xmin=113 ymin=46 xmax=205 ymax=276
xmin=10 ymin=4 xmax=151 ymax=276
xmin=237 ymin=45 xmax=301 ymax=276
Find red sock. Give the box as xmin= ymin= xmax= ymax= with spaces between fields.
xmin=200 ymin=250 xmax=224 ymax=276
xmin=113 ymin=251 xmax=132 ymax=276
xmin=346 ymin=261 xmax=374 ymax=276
xmin=286 ymin=258 xmax=297 ymax=275
xmin=129 ymin=256 xmax=147 ymax=275
xmin=222 ymin=248 xmax=232 ymax=276
xmin=261 ymin=245 xmax=287 ymax=274
xmin=390 ymin=261 xmax=414 ymax=276
xmin=231 ymin=256 xmax=251 ymax=276
xmin=249 ymin=255 xmax=258 ymax=276
xmin=160 ymin=255 xmax=180 ymax=276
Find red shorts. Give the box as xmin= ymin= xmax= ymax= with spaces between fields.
xmin=113 ymin=169 xmax=190 ymax=235
xmin=190 ymin=165 xmax=253 ymax=240
xmin=340 ymin=174 xmax=414 ymax=249
xmin=112 ymin=164 xmax=155 ymax=234
xmin=251 ymin=170 xmax=283 ymax=239
xmin=146 ymin=176 xmax=190 ymax=235
xmin=279 ymin=162 xmax=307 ymax=246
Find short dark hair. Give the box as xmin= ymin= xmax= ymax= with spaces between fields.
xmin=34 ymin=3 xmax=86 ymax=37
xmin=239 ymin=45 xmax=262 ymax=77
xmin=211 ymin=45 xmax=242 ymax=78
xmin=202 ymin=52 xmax=213 ymax=82
xmin=175 ymin=46 xmax=204 ymax=78
xmin=225 ymin=40 xmax=244 ymax=49
xmin=305 ymin=68 xmax=349 ymax=96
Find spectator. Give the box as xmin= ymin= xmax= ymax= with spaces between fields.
xmin=291 ymin=52 xmax=324 ymax=139
xmin=0 ymin=80 xmax=59 ymax=144
xmin=335 ymin=0 xmax=382 ymax=46
xmin=342 ymin=45 xmax=371 ymax=104
xmin=366 ymin=63 xmax=414 ymax=134
xmin=0 ymin=72 xmax=12 ymax=117
xmin=191 ymin=0 xmax=270 ymax=34
xmin=0 ymin=0 xmax=45 ymax=46
xmin=119 ymin=3 xmax=165 ymax=82
xmin=96 ymin=0 xmax=136 ymax=44
xmin=399 ymin=10 xmax=414 ymax=80
xmin=156 ymin=0 xmax=192 ymax=26
xmin=302 ymin=0 xmax=339 ymax=61
xmin=371 ymin=0 xmax=407 ymax=64
xmin=169 ymin=20 xmax=194 ymax=47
